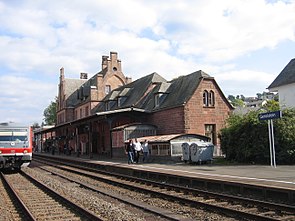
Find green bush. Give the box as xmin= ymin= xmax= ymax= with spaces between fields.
xmin=219 ymin=107 xmax=295 ymax=165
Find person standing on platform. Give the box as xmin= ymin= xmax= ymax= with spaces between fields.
xmin=142 ymin=139 xmax=149 ymax=163
xmin=126 ymin=139 xmax=134 ymax=164
xmin=134 ymin=138 xmax=142 ymax=163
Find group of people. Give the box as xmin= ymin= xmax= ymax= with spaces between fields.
xmin=126 ymin=138 xmax=149 ymax=164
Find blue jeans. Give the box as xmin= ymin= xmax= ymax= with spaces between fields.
xmin=128 ymin=151 xmax=134 ymax=164
xmin=143 ymin=152 xmax=149 ymax=162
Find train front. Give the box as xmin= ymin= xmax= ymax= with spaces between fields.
xmin=0 ymin=123 xmax=33 ymax=170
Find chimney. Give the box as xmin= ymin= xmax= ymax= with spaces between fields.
xmin=102 ymin=55 xmax=109 ymax=70
xmin=126 ymin=76 xmax=132 ymax=84
xmin=110 ymin=51 xmax=118 ymax=61
xmin=60 ymin=67 xmax=64 ymax=81
xmin=80 ymin=73 xmax=88 ymax=79
xmin=117 ymin=59 xmax=122 ymax=72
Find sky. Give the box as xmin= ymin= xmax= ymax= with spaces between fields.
xmin=0 ymin=0 xmax=295 ymax=125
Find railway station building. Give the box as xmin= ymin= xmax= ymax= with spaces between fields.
xmin=34 ymin=51 xmax=233 ymax=159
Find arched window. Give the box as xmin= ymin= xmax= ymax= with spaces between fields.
xmin=209 ymin=90 xmax=215 ymax=106
xmin=203 ymin=90 xmax=215 ymax=107
xmin=203 ymin=90 xmax=209 ymax=106
xmin=105 ymin=85 xmax=111 ymax=94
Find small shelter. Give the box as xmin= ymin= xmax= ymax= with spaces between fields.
xmin=112 ymin=123 xmax=157 ymax=157
xmin=132 ymin=134 xmax=211 ymax=162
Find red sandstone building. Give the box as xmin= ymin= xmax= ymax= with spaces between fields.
xmin=35 ymin=51 xmax=233 ymax=159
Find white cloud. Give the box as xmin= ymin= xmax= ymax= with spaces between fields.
xmin=0 ymin=0 xmax=294 ymax=124
xmin=0 ymin=75 xmax=56 ymax=124
xmin=144 ymin=0 xmax=295 ymax=62
xmin=215 ymin=69 xmax=277 ymax=97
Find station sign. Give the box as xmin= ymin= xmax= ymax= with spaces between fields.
xmin=258 ymin=110 xmax=282 ymax=121
xmin=258 ymin=110 xmax=282 ymax=168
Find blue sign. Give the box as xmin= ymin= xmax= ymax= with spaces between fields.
xmin=259 ymin=110 xmax=282 ymax=121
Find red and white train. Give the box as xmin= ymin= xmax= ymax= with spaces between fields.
xmin=0 ymin=122 xmax=33 ymax=170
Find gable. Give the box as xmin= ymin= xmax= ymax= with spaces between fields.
xmin=268 ymin=58 xmax=295 ymax=89
xmin=197 ymin=78 xmax=234 ymax=110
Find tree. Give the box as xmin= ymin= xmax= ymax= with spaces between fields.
xmin=262 ymin=99 xmax=279 ymax=111
xmin=256 ymin=93 xmax=262 ymax=99
xmin=227 ymin=95 xmax=245 ymax=107
xmin=274 ymin=108 xmax=295 ymax=164
xmin=219 ymin=107 xmax=295 ymax=165
xmin=228 ymin=95 xmax=235 ymax=102
xmin=43 ymin=98 xmax=57 ymax=125
xmin=32 ymin=122 xmax=41 ymax=129
xmin=231 ymin=98 xmax=244 ymax=107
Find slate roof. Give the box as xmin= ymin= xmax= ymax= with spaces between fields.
xmin=64 ymin=78 xmax=86 ymax=99
xmin=93 ymin=70 xmax=216 ymax=113
xmin=64 ymin=78 xmax=87 ymax=107
xmin=268 ymin=58 xmax=295 ymax=89
xmin=156 ymin=70 xmax=211 ymax=110
xmin=93 ymin=72 xmax=166 ymax=112
xmin=65 ymin=71 xmax=102 ymax=107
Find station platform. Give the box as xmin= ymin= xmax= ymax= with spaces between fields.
xmin=33 ymin=152 xmax=295 ymax=190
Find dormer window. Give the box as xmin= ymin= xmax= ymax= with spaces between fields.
xmin=105 ymin=100 xmax=116 ymax=111
xmin=155 ymin=94 xmax=160 ymax=107
xmin=117 ymin=96 xmax=127 ymax=107
xmin=155 ymin=93 xmax=167 ymax=107
xmin=117 ymin=97 xmax=122 ymax=107
xmin=203 ymin=90 xmax=215 ymax=107
xmin=105 ymin=101 xmax=110 ymax=111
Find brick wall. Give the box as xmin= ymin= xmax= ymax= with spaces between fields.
xmin=65 ymin=108 xmax=74 ymax=122
xmin=148 ymin=106 xmax=185 ymax=135
xmin=148 ymin=78 xmax=232 ymax=149
xmin=184 ymin=78 xmax=232 ymax=146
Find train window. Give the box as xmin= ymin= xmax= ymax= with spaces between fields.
xmin=0 ymin=129 xmax=28 ymax=142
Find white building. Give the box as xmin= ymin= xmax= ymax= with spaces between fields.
xmin=268 ymin=58 xmax=295 ymax=108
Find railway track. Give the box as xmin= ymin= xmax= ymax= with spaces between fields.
xmin=0 ymin=171 xmax=31 ymax=221
xmin=1 ymin=170 xmax=102 ymax=221
xmin=33 ymin=157 xmax=295 ymax=220
xmin=29 ymin=161 xmax=199 ymax=221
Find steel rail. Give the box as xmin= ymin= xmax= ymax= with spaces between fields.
xmin=1 ymin=171 xmax=36 ymax=221
xmin=34 ymin=158 xmax=294 ymax=221
xmin=20 ymin=170 xmax=104 ymax=221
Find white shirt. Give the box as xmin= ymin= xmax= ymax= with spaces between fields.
xmin=142 ymin=142 xmax=149 ymax=153
xmin=134 ymin=141 xmax=142 ymax=151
